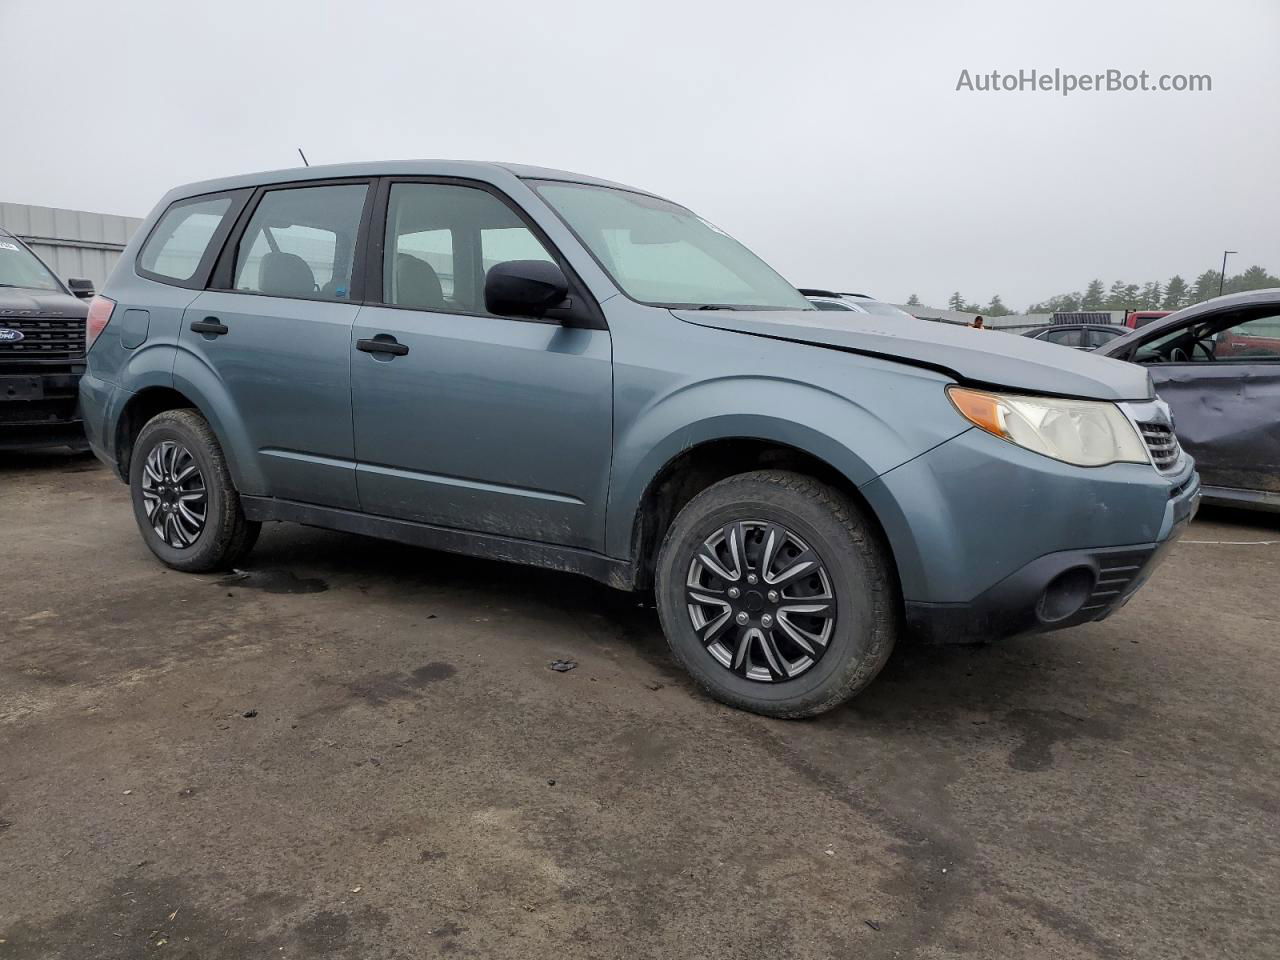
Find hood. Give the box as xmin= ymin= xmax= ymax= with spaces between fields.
xmin=674 ymin=310 xmax=1152 ymax=401
xmin=0 ymin=287 xmax=88 ymax=321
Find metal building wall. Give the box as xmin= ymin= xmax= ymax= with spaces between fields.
xmin=0 ymin=202 xmax=144 ymax=291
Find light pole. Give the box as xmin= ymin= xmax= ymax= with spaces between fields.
xmin=1219 ymin=250 xmax=1237 ymax=297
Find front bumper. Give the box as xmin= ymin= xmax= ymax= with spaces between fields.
xmin=905 ymin=468 xmax=1199 ymax=644
xmin=0 ymin=366 xmax=86 ymax=449
xmin=858 ymin=420 xmax=1202 ymax=645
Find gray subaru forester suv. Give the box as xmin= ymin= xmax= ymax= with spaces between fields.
xmin=79 ymin=161 xmax=1199 ymax=717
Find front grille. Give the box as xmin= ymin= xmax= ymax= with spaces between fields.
xmin=0 ymin=317 xmax=86 ymax=359
xmin=1137 ymin=421 xmax=1181 ymax=472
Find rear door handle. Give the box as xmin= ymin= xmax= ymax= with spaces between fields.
xmin=190 ymin=318 xmax=229 ymax=336
xmin=356 ymin=336 xmax=409 ymax=357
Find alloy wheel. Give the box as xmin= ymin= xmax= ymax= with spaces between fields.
xmin=685 ymin=519 xmax=837 ymax=682
xmin=141 ymin=440 xmax=208 ymax=549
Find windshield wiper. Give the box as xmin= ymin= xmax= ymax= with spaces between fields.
xmin=679 ymin=303 xmax=800 ymax=311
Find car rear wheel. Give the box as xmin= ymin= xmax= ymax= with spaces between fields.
xmin=129 ymin=409 xmax=260 ymax=572
xmin=655 ymin=470 xmax=897 ymax=718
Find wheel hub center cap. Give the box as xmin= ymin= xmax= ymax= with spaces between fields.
xmin=743 ymin=591 xmax=766 ymax=613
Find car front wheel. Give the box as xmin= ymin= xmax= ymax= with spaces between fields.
xmin=655 ymin=470 xmax=897 ymax=718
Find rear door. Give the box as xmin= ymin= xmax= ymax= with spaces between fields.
xmin=348 ymin=178 xmax=613 ymax=549
xmin=1129 ymin=306 xmax=1280 ymax=493
xmin=175 ymin=180 xmax=373 ymax=509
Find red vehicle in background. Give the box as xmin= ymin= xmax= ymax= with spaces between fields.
xmin=1125 ymin=310 xmax=1171 ymax=329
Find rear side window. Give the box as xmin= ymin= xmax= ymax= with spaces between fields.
xmin=138 ymin=196 xmax=234 ymax=282
xmin=234 ymin=184 xmax=368 ymax=300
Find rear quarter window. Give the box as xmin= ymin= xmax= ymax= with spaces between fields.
xmin=138 ymin=195 xmax=236 ymax=284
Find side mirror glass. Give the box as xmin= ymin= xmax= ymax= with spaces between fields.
xmin=484 ymin=260 xmax=569 ymax=319
xmin=67 ymin=278 xmax=96 ymax=299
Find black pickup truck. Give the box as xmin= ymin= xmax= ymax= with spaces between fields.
xmin=0 ymin=227 xmax=95 ymax=449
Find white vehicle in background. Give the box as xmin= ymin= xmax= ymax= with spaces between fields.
xmin=799 ymin=288 xmax=917 ymax=321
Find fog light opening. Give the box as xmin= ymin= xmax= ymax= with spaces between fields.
xmin=1037 ymin=567 xmax=1095 ymax=623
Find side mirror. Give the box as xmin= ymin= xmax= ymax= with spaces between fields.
xmin=485 ymin=260 xmax=569 ymax=319
xmin=67 ymin=278 xmax=95 ymax=299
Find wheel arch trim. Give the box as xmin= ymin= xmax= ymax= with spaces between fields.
xmin=610 ymin=420 xmax=920 ymax=599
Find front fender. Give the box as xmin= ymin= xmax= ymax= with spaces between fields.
xmin=605 ymin=372 xmax=963 ymax=558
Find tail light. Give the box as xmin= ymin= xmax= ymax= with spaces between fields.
xmin=85 ymin=295 xmax=116 ymax=351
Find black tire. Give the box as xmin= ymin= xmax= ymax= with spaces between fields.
xmin=655 ymin=470 xmax=897 ymax=718
xmin=129 ymin=409 xmax=260 ymax=572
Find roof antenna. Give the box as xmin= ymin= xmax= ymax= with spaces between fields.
xmin=297 ymin=147 xmax=310 ymax=167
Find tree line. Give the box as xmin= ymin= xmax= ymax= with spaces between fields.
xmin=906 ymin=263 xmax=1279 ymax=317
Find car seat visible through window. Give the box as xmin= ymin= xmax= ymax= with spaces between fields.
xmin=259 ymin=251 xmax=317 ymax=297
xmin=394 ymin=253 xmax=445 ymax=310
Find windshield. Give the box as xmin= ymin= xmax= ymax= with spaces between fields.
xmin=0 ymin=236 xmax=60 ymax=291
xmin=532 ymin=181 xmax=812 ymax=310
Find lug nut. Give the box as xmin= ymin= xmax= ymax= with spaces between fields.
xmin=727 ymin=587 xmax=740 ymax=599
xmin=761 ymin=614 xmax=773 ymax=628
xmin=735 ymin=612 xmax=749 ymax=625
xmin=747 ymin=574 xmax=758 ymax=585
xmin=767 ymin=590 xmax=778 ymax=602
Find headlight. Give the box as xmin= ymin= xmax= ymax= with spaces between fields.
xmin=947 ymin=386 xmax=1149 ymax=467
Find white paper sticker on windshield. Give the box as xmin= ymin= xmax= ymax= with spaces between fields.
xmin=0 ymin=241 xmax=19 ymax=251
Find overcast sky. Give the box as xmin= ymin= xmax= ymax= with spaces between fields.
xmin=3 ymin=0 xmax=1277 ymax=309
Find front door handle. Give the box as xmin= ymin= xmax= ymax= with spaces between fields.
xmin=190 ymin=318 xmax=229 ymax=336
xmin=356 ymin=335 xmax=410 ymax=357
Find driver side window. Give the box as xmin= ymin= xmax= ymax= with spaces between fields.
xmin=383 ymin=182 xmax=556 ymax=315
xmin=1134 ymin=310 xmax=1280 ymax=364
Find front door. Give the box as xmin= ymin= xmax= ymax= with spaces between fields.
xmin=176 ymin=181 xmax=371 ymax=509
xmin=350 ymin=180 xmax=613 ymax=549
xmin=1132 ymin=304 xmax=1280 ymax=493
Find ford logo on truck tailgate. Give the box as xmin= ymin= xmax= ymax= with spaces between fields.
xmin=0 ymin=328 xmax=25 ymax=342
